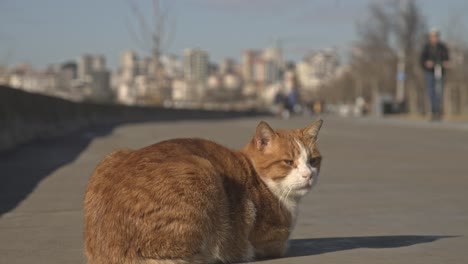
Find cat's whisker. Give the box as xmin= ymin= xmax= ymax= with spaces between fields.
xmin=285 ymin=187 xmax=292 ymax=203
xmin=277 ymin=187 xmax=293 ymax=211
xmin=278 ymin=189 xmax=287 ymax=210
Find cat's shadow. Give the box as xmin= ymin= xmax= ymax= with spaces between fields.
xmin=253 ymin=235 xmax=456 ymax=262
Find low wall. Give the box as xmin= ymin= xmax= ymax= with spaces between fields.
xmin=0 ymin=86 xmax=263 ymax=152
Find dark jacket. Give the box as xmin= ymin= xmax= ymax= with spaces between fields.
xmin=420 ymin=42 xmax=449 ymax=73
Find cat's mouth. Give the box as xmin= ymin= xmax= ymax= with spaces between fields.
xmin=295 ymin=181 xmax=313 ymax=191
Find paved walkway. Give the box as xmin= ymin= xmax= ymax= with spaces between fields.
xmin=1 ymin=116 xmax=467 ymax=263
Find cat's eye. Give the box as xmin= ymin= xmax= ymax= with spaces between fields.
xmin=310 ymin=157 xmax=321 ymax=164
xmin=284 ymin=160 xmax=294 ymax=166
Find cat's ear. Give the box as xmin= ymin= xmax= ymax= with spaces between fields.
xmin=302 ymin=119 xmax=323 ymax=143
xmin=254 ymin=121 xmax=276 ymax=151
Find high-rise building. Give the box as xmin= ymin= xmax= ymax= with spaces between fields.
xmin=251 ymin=57 xmax=279 ymax=85
xmin=121 ymin=50 xmax=138 ymax=68
xmin=297 ymin=49 xmax=340 ymax=93
xmin=242 ymin=50 xmax=260 ymax=83
xmin=61 ymin=62 xmax=77 ymax=80
xmin=263 ymin=47 xmax=283 ymax=68
xmin=78 ymin=54 xmax=93 ymax=80
xmin=92 ymin=55 xmax=106 ymax=72
xmin=183 ymin=49 xmax=209 ymax=83
xmin=242 ymin=47 xmax=282 ymax=84
xmin=90 ymin=71 xmax=112 ymax=101
xmin=78 ymin=54 xmax=107 ymax=79
xmin=297 ymin=61 xmax=319 ymax=90
xmin=161 ymin=54 xmax=182 ymax=78
xmin=138 ymin=57 xmax=154 ymax=77
xmin=220 ymin=57 xmax=235 ymax=75
xmin=56 ymin=61 xmax=77 ymax=91
xmin=120 ymin=50 xmax=139 ymax=83
xmin=76 ymin=54 xmax=112 ymax=101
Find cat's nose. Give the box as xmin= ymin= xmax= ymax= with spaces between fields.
xmin=302 ymin=171 xmax=312 ymax=179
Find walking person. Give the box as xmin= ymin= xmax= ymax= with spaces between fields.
xmin=420 ymin=28 xmax=450 ymax=121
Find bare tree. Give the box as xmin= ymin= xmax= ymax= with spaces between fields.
xmin=443 ymin=10 xmax=468 ymax=115
xmin=127 ymin=0 xmax=176 ymax=104
xmin=444 ymin=3 xmax=468 ymax=43
xmin=392 ymin=0 xmax=427 ymax=113
xmin=321 ymin=0 xmax=427 ymax=114
xmin=352 ymin=1 xmax=397 ymax=100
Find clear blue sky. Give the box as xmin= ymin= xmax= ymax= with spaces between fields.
xmin=1 ymin=0 xmax=467 ymax=69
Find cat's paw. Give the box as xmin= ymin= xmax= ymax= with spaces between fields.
xmin=242 ymin=243 xmax=255 ymax=262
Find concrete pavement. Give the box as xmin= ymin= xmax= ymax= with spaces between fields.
xmin=1 ymin=116 xmax=467 ymax=263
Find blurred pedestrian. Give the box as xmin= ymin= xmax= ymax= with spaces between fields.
xmin=286 ymin=87 xmax=299 ymax=113
xmin=420 ymin=28 xmax=450 ymax=121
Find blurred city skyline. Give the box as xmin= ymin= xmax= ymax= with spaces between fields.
xmin=1 ymin=0 xmax=468 ymax=69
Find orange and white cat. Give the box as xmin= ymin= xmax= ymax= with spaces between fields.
xmin=84 ymin=119 xmax=323 ymax=264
